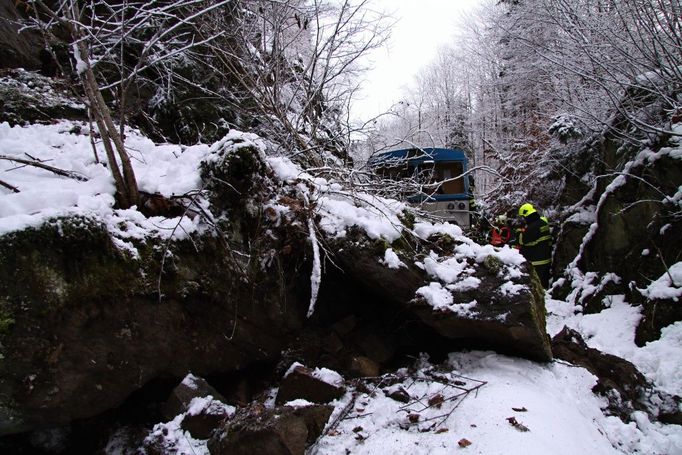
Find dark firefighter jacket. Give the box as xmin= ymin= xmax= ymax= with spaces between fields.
xmin=518 ymin=212 xmax=551 ymax=267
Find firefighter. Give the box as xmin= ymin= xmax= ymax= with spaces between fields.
xmin=517 ymin=203 xmax=552 ymax=288
xmin=489 ymin=215 xmax=512 ymax=247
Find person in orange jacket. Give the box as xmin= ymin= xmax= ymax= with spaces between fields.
xmin=489 ymin=215 xmax=513 ymax=247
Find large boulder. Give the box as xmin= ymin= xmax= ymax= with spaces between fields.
xmin=320 ymin=230 xmax=553 ymax=363
xmin=0 ymin=134 xmax=554 ymax=439
xmin=0 ymin=216 xmax=309 ymax=436
xmin=207 ymin=404 xmax=333 ymax=455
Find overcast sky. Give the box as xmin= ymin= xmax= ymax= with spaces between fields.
xmin=351 ymin=0 xmax=482 ymax=122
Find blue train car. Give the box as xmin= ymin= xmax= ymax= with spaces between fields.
xmin=369 ymin=147 xmax=471 ymax=227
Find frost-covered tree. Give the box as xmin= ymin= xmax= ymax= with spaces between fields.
xmin=368 ymin=0 xmax=681 ymax=211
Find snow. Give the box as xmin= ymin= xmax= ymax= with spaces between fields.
xmin=416 ymin=282 xmax=453 ymax=308
xmin=317 ymin=194 xmax=404 ymax=241
xmin=285 ymin=361 xmax=305 ymax=377
xmin=268 ymin=155 xmax=305 ymax=182
xmin=0 ymin=121 xmax=211 ymax=255
xmin=307 ymin=214 xmax=322 ymax=318
xmin=71 ymin=43 xmax=88 ymax=75
xmin=415 ymin=282 xmax=478 ymax=316
xmin=284 ymin=362 xmax=344 ymax=387
xmin=447 ymin=276 xmax=481 ymax=292
xmin=313 ymin=367 xmax=345 ymax=387
xmin=547 ymin=292 xmax=682 ymax=399
xmin=631 ymin=322 xmax=682 ymax=396
xmin=546 ymin=295 xmax=641 ymax=352
xmin=422 ymin=253 xmax=473 ymax=283
xmin=313 ymin=352 xmax=640 ymax=455
xmin=499 ymin=281 xmax=526 ymax=296
xmin=641 ymin=262 xmax=682 ymax=301
xmin=186 ymin=396 xmax=236 ymax=418
xmin=181 ymin=373 xmax=201 ymax=389
xmin=413 ymin=221 xmax=463 ymax=239
xmin=566 ymin=205 xmax=596 ymax=224
xmin=144 ymin=413 xmax=209 ymax=455
xmin=284 ymin=398 xmax=315 ymax=408
xmin=380 ymin=248 xmax=406 ymax=269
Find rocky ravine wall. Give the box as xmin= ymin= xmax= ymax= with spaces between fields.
xmin=552 ymin=124 xmax=682 ymax=343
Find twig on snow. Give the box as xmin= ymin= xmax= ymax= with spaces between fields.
xmin=0 ymin=155 xmax=89 ymax=181
xmin=0 ymin=179 xmax=20 ymax=193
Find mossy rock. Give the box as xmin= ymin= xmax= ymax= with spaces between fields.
xmin=0 ymin=214 xmax=310 ymax=435
xmin=426 ymin=233 xmax=456 ymax=253
xmin=483 ymin=255 xmax=503 ymax=274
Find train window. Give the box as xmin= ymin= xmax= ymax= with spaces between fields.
xmin=435 ymin=162 xmax=464 ymax=194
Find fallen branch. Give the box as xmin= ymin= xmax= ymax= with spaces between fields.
xmin=0 ymin=179 xmax=20 ymax=193
xmin=0 ymin=155 xmax=89 ymax=181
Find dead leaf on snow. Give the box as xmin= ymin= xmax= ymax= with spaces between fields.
xmin=458 ymin=438 xmax=472 ymax=448
xmin=512 ymin=406 xmax=528 ymax=412
xmin=428 ymin=393 xmax=445 ymax=408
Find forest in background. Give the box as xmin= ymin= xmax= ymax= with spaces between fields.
xmin=359 ymin=0 xmax=681 ymax=211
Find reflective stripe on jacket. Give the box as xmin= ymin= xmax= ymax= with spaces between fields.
xmin=519 ymin=213 xmax=551 ymax=266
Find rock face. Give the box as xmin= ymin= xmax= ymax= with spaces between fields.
xmin=0 ymin=1 xmax=43 ymax=71
xmin=0 ymin=69 xmax=87 ymax=125
xmin=577 ymin=152 xmax=681 ymax=290
xmin=552 ymin=125 xmax=682 ymax=339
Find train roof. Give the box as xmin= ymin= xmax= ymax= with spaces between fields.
xmin=368 ymin=148 xmax=468 ymax=166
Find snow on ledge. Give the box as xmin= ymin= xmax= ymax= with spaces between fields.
xmin=283 ymin=362 xmax=344 ymax=387
xmin=284 ymin=398 xmax=315 ymax=408
xmin=641 ymin=261 xmax=682 ymax=301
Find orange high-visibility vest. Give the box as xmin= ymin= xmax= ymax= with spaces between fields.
xmin=490 ymin=226 xmax=511 ymax=246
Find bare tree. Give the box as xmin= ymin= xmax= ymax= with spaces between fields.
xmin=29 ymin=0 xmax=230 ymax=208
xmin=193 ymin=0 xmax=391 ymax=166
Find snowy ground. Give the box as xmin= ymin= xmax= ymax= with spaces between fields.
xmin=1 ymin=121 xmax=681 ymax=454
xmin=307 ymin=298 xmax=682 ymax=455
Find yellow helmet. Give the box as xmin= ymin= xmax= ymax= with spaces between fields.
xmin=518 ymin=203 xmax=536 ymax=217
